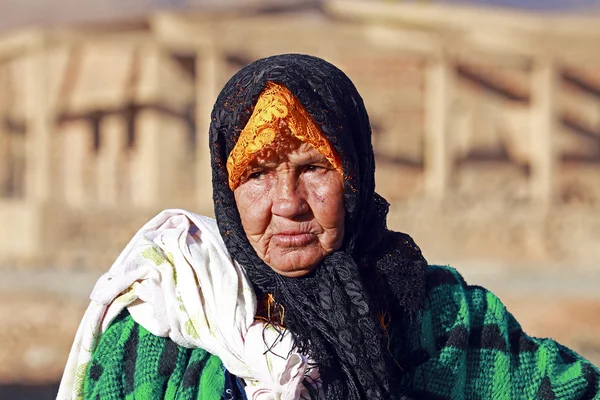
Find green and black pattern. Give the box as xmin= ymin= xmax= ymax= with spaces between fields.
xmin=402 ymin=265 xmax=600 ymax=399
xmin=84 ymin=265 xmax=600 ymax=399
xmin=83 ymin=311 xmax=231 ymax=400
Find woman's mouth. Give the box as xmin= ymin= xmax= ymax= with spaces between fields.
xmin=271 ymin=232 xmax=316 ymax=248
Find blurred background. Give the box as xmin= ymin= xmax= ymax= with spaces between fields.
xmin=1 ymin=0 xmax=600 ymax=398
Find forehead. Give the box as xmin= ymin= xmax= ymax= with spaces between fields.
xmin=249 ymin=136 xmax=326 ymax=166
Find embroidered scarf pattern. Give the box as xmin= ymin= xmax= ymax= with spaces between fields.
xmin=226 ymin=81 xmax=342 ymax=190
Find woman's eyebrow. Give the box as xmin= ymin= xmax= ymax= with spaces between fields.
xmin=248 ymin=160 xmax=275 ymax=168
xmin=293 ymin=151 xmax=328 ymax=164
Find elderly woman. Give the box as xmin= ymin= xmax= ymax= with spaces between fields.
xmin=58 ymin=54 xmax=599 ymax=400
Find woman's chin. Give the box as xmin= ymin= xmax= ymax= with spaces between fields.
xmin=265 ymin=248 xmax=325 ymax=277
xmin=271 ymin=268 xmax=314 ymax=278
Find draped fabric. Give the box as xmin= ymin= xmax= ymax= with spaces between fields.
xmin=57 ymin=210 xmax=319 ymax=400
xmin=209 ymin=54 xmax=428 ymax=399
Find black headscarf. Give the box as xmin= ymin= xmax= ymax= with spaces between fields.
xmin=209 ymin=54 xmax=427 ymax=399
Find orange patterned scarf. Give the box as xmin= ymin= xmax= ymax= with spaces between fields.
xmin=226 ymin=81 xmax=342 ymax=190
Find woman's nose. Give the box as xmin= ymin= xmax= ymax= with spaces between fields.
xmin=271 ymin=173 xmax=308 ymax=218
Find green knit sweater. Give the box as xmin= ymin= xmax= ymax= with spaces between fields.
xmin=83 ymin=265 xmax=600 ymax=399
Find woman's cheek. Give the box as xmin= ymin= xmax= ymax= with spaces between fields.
xmin=306 ymin=172 xmax=345 ymax=222
xmin=237 ymin=177 xmax=272 ymax=205
xmin=234 ymin=180 xmax=273 ymax=234
xmin=310 ymin=172 xmax=343 ymax=200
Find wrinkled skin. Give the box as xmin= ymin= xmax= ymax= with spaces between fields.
xmin=233 ymin=134 xmax=345 ymax=277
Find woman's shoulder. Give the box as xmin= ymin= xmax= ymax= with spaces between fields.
xmin=424 ymin=264 xmax=479 ymax=302
xmin=424 ymin=264 xmax=467 ymax=288
xmin=83 ymin=310 xmax=240 ymax=400
xmin=411 ymin=265 xmax=600 ymax=399
xmin=423 ymin=264 xmax=525 ymax=331
xmin=420 ymin=264 xmax=520 ymax=345
xmin=424 ymin=264 xmax=501 ymax=300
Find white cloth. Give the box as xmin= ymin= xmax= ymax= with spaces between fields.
xmin=56 ymin=209 xmax=320 ymax=400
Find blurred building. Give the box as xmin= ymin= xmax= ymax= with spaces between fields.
xmin=1 ymin=0 xmax=600 ymax=267
xmin=0 ymin=0 xmax=599 ymax=388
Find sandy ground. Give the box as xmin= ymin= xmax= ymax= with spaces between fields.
xmin=0 ymin=292 xmax=87 ymax=384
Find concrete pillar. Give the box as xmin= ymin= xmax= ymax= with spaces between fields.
xmin=424 ymin=56 xmax=453 ymax=200
xmin=24 ymin=46 xmax=54 ymax=203
xmin=195 ymin=45 xmax=220 ymax=214
xmin=127 ymin=44 xmax=194 ymax=209
xmin=529 ymin=58 xmax=558 ymax=208
xmin=61 ymin=120 xmax=93 ymax=207
xmin=96 ymin=115 xmax=126 ymax=207
xmin=130 ymin=110 xmax=159 ymax=209
xmin=0 ymin=63 xmax=8 ymax=197
xmin=453 ymin=105 xmax=474 ymax=161
xmin=129 ymin=44 xmax=160 ymax=209
xmin=131 ymin=109 xmax=189 ymax=209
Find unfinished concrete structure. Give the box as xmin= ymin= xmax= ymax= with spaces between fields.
xmin=0 ymin=1 xmax=599 ymax=266
xmin=2 ymin=3 xmax=600 ymax=384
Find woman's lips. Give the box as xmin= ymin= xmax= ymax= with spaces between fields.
xmin=271 ymin=232 xmax=316 ymax=248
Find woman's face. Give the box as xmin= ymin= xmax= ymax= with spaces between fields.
xmin=233 ymin=131 xmax=345 ymax=277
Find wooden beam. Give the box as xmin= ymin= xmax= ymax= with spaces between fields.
xmin=359 ymin=25 xmax=442 ymax=59
xmin=0 ymin=29 xmax=44 ymax=61
xmin=325 ymin=0 xmax=546 ymax=35
xmin=326 ymin=0 xmax=600 ymax=38
xmin=462 ymin=28 xmax=600 ymax=65
xmin=360 ymin=23 xmax=532 ymax=68
xmin=460 ymin=29 xmax=540 ymax=61
xmin=151 ymin=13 xmax=214 ymax=53
xmin=327 ymin=0 xmax=600 ymax=65
xmin=47 ymin=29 xmax=152 ymax=48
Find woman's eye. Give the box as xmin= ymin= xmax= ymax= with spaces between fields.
xmin=304 ymin=165 xmax=321 ymax=173
xmin=248 ymin=171 xmax=264 ymax=180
